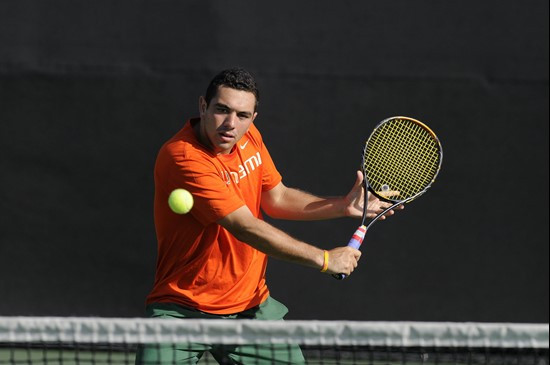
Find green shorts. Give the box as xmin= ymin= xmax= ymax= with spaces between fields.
xmin=135 ymin=297 xmax=305 ymax=365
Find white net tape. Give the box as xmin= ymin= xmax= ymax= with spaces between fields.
xmin=1 ymin=317 xmax=548 ymax=349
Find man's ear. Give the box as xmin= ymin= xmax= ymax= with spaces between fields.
xmin=198 ymin=96 xmax=207 ymax=116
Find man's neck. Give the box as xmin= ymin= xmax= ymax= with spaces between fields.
xmin=192 ymin=118 xmax=216 ymax=154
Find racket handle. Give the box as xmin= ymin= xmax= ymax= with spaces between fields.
xmin=347 ymin=225 xmax=367 ymax=250
xmin=333 ymin=225 xmax=367 ymax=280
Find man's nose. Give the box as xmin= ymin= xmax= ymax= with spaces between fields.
xmin=224 ymin=112 xmax=238 ymax=128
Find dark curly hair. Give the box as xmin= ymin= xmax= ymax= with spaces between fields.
xmin=204 ymin=68 xmax=260 ymax=110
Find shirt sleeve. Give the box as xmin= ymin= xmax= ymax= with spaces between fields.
xmin=247 ymin=124 xmax=282 ymax=192
xmin=260 ymin=142 xmax=282 ymax=192
xmin=169 ymin=154 xmax=245 ymax=226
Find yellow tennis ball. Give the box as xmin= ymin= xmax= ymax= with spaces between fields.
xmin=168 ymin=189 xmax=194 ymax=214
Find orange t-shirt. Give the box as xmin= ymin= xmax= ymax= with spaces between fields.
xmin=146 ymin=118 xmax=282 ymax=314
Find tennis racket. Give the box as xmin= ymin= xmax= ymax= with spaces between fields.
xmin=334 ymin=116 xmax=443 ymax=280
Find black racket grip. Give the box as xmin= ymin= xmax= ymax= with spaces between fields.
xmin=333 ymin=273 xmax=346 ymax=280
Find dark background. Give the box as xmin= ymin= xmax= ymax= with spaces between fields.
xmin=0 ymin=1 xmax=548 ymax=323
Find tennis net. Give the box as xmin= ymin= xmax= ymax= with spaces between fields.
xmin=0 ymin=317 xmax=548 ymax=364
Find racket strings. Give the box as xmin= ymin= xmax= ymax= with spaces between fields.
xmin=364 ymin=118 xmax=441 ymax=201
xmin=371 ymin=127 xmax=437 ymax=198
xmin=369 ymin=122 xmax=439 ymax=197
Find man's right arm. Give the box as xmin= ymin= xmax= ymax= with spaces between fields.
xmin=217 ymin=205 xmax=361 ymax=276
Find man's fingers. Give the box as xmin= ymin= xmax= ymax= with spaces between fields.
xmin=377 ymin=189 xmax=400 ymax=198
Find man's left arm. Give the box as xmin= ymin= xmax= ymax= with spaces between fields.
xmin=261 ymin=171 xmax=402 ymax=221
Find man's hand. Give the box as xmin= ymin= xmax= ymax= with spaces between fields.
xmin=343 ymin=171 xmax=404 ymax=220
xmin=325 ymin=246 xmax=361 ymax=276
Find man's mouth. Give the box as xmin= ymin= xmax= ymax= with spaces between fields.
xmin=219 ymin=132 xmax=235 ymax=143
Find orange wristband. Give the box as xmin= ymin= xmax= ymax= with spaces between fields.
xmin=320 ymin=250 xmax=329 ymax=272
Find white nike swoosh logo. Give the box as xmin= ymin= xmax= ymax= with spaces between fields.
xmin=240 ymin=141 xmax=249 ymax=149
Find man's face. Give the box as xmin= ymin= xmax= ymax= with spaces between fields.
xmin=198 ymin=86 xmax=258 ymax=155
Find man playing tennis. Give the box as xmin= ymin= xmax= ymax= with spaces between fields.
xmin=136 ymin=68 xmax=400 ymax=364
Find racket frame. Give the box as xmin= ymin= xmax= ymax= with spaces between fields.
xmin=364 ymin=116 xmax=442 ymax=209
